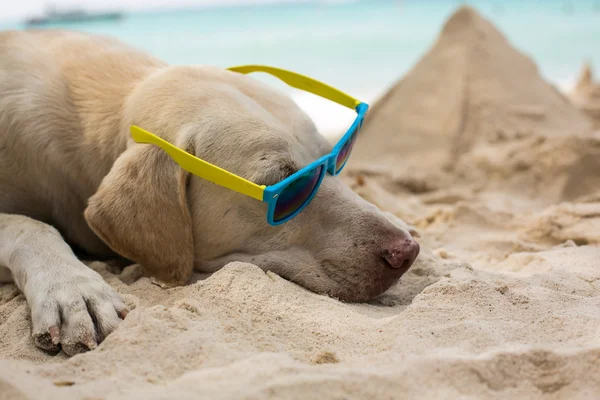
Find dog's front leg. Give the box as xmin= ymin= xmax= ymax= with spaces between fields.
xmin=0 ymin=213 xmax=128 ymax=355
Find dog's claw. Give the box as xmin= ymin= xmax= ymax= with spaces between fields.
xmin=118 ymin=309 xmax=129 ymax=319
xmin=33 ymin=331 xmax=60 ymax=353
xmin=83 ymin=335 xmax=97 ymax=351
xmin=49 ymin=326 xmax=60 ymax=345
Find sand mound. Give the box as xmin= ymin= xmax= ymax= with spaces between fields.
xmin=348 ymin=6 xmax=599 ymax=212
xmin=352 ymin=6 xmax=592 ymax=167
xmin=2 ymin=254 xmax=600 ymax=399
xmin=569 ymin=63 xmax=600 ymax=127
xmin=1 ymin=6 xmax=600 ymax=400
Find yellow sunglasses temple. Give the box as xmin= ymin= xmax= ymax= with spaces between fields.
xmin=227 ymin=65 xmax=361 ymax=110
xmin=130 ymin=66 xmax=363 ymax=204
xmin=130 ymin=125 xmax=266 ymax=201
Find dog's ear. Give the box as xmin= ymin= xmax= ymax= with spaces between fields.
xmin=85 ymin=143 xmax=193 ymax=286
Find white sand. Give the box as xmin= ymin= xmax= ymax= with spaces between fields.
xmin=1 ymin=6 xmax=600 ymax=400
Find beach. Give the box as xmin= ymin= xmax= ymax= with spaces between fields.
xmin=2 ymin=1 xmax=600 ymax=137
xmin=1 ymin=5 xmax=600 ymax=399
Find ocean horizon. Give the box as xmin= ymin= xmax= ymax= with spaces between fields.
xmin=2 ymin=0 xmax=599 ymax=135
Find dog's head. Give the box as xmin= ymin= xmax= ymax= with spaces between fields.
xmin=85 ymin=66 xmax=419 ymax=302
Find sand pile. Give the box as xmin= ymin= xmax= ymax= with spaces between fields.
xmin=569 ymin=63 xmax=600 ymax=128
xmin=352 ymin=7 xmax=593 ymax=167
xmin=1 ymin=6 xmax=600 ymax=400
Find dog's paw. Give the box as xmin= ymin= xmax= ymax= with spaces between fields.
xmin=27 ymin=265 xmax=128 ymax=356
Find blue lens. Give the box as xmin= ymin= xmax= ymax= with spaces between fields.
xmin=274 ymin=165 xmax=323 ymax=222
xmin=335 ymin=117 xmax=362 ymax=173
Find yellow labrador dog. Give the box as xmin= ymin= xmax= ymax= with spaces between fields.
xmin=0 ymin=30 xmax=420 ymax=355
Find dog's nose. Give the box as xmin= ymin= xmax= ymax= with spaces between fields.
xmin=382 ymin=238 xmax=420 ymax=270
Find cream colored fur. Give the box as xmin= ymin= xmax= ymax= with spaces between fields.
xmin=0 ymin=30 xmax=418 ymax=355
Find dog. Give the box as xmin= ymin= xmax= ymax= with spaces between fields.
xmin=0 ymin=30 xmax=420 ymax=355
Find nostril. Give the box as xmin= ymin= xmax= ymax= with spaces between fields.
xmin=382 ymin=251 xmax=411 ymax=270
xmin=382 ymin=239 xmax=420 ymax=270
xmin=400 ymin=258 xmax=411 ymax=270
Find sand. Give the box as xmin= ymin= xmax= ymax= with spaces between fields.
xmin=569 ymin=63 xmax=600 ymax=128
xmin=1 ymin=6 xmax=600 ymax=400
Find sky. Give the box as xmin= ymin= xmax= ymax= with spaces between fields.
xmin=0 ymin=0 xmax=319 ymax=22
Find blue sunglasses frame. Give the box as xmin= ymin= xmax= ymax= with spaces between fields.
xmin=264 ymin=102 xmax=368 ymax=225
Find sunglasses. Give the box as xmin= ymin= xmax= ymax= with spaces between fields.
xmin=130 ymin=65 xmax=368 ymax=226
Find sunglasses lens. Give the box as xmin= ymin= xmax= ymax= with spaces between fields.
xmin=274 ymin=165 xmax=324 ymax=223
xmin=335 ymin=118 xmax=362 ymax=173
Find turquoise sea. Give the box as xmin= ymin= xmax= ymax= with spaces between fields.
xmin=2 ymin=0 xmax=600 ymax=134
